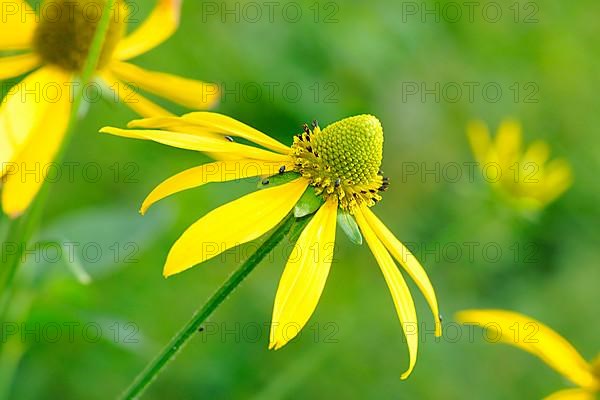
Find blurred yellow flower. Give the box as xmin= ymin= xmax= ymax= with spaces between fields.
xmin=102 ymin=113 xmax=442 ymax=379
xmin=467 ymin=119 xmax=572 ymax=211
xmin=0 ymin=0 xmax=219 ymax=217
xmin=456 ymin=309 xmax=600 ymax=400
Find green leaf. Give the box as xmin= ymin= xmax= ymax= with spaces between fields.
xmin=294 ymin=187 xmax=324 ymax=218
xmin=257 ymin=171 xmax=301 ymax=189
xmin=337 ymin=210 xmax=363 ymax=245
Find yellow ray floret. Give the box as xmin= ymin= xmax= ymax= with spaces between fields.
xmin=456 ymin=309 xmax=599 ymax=392
xmin=164 ymin=178 xmax=309 ymax=277
xmin=141 ymin=159 xmax=295 ymax=215
xmin=1 ymin=66 xmax=72 ymax=217
xmin=115 ymin=0 xmax=181 ymax=60
xmin=0 ymin=0 xmax=38 ymax=50
xmin=361 ymin=205 xmax=442 ymax=337
xmin=0 ymin=53 xmax=41 ymax=80
xmin=269 ymin=198 xmax=338 ymax=350
xmin=355 ymin=205 xmax=419 ymax=380
xmin=109 ymin=61 xmax=220 ymax=110
xmin=100 ymin=127 xmax=288 ymax=162
xmin=128 ymin=112 xmax=291 ymax=154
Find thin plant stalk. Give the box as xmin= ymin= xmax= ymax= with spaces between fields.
xmin=120 ymin=213 xmax=308 ymax=400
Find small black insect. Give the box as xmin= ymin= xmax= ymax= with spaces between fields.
xmin=279 ymin=165 xmax=286 ymax=174
xmin=311 ymin=120 xmax=319 ymax=129
xmin=262 ymin=178 xmax=270 ymax=185
xmin=334 ymin=178 xmax=341 ymax=188
xmin=198 ymin=327 xmax=205 ymax=333
xmin=224 ymin=136 xmax=234 ymax=142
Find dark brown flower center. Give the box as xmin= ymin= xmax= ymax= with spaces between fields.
xmin=33 ymin=0 xmax=126 ymax=72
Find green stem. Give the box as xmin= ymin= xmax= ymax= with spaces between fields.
xmin=121 ymin=214 xmax=308 ymax=400
xmin=0 ymin=0 xmax=116 ymax=320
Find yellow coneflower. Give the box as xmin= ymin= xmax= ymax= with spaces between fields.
xmin=101 ymin=113 xmax=442 ymax=378
xmin=467 ymin=119 xmax=572 ymax=211
xmin=456 ymin=309 xmax=600 ymax=399
xmin=0 ymin=0 xmax=219 ymax=217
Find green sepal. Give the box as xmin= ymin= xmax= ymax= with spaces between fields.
xmin=257 ymin=171 xmax=301 ymax=189
xmin=337 ymin=209 xmax=363 ymax=245
xmin=294 ymin=187 xmax=324 ymax=218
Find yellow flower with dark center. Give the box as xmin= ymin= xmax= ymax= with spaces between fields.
xmin=0 ymin=0 xmax=219 ymax=217
xmin=457 ymin=310 xmax=600 ymax=399
xmin=101 ymin=112 xmax=442 ymax=379
xmin=467 ymin=119 xmax=573 ymax=211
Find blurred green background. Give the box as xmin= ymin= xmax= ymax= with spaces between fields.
xmin=2 ymin=0 xmax=599 ymax=398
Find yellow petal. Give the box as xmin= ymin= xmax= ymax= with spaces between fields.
xmin=2 ymin=67 xmax=72 ymax=217
xmin=0 ymin=53 xmax=40 ymax=79
xmin=544 ymin=389 xmax=596 ymax=400
xmin=114 ymin=0 xmax=181 ymax=60
xmin=100 ymin=127 xmax=289 ymax=162
xmin=141 ymin=160 xmax=294 ymax=215
xmin=124 ymin=115 xmax=244 ymax=161
xmin=494 ymin=119 xmax=523 ymax=167
xmin=1 ymin=66 xmax=67 ymax=173
xmin=269 ymin=199 xmax=338 ymax=350
xmin=164 ymin=178 xmax=309 ymax=276
xmin=109 ymin=61 xmax=219 ymax=109
xmin=99 ymin=71 xmax=174 ymax=117
xmin=127 ymin=116 xmax=221 ymax=138
xmin=180 ymin=112 xmax=291 ymax=155
xmin=455 ymin=310 xmax=599 ymax=390
xmin=355 ymin=207 xmax=418 ymax=380
xmin=0 ymin=1 xmax=37 ymax=50
xmin=360 ymin=205 xmax=442 ymax=337
xmin=540 ymin=158 xmax=573 ymax=205
xmin=466 ymin=120 xmax=492 ymax=164
xmin=522 ymin=140 xmax=550 ymax=167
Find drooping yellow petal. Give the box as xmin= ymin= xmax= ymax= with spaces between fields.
xmin=0 ymin=53 xmax=40 ymax=79
xmin=269 ymin=199 xmax=338 ymax=350
xmin=141 ymin=160 xmax=293 ymax=215
xmin=355 ymin=207 xmax=418 ymax=380
xmin=114 ymin=0 xmax=181 ymax=60
xmin=100 ymin=127 xmax=289 ymax=162
xmin=544 ymin=388 xmax=596 ymax=400
xmin=109 ymin=61 xmax=220 ymax=109
xmin=2 ymin=67 xmax=72 ymax=217
xmin=456 ymin=310 xmax=599 ymax=391
xmin=99 ymin=71 xmax=174 ymax=117
xmin=164 ymin=178 xmax=309 ymax=277
xmin=467 ymin=120 xmax=492 ymax=164
xmin=360 ymin=205 xmax=442 ymax=337
xmin=180 ymin=112 xmax=292 ymax=155
xmin=0 ymin=1 xmax=37 ymax=50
